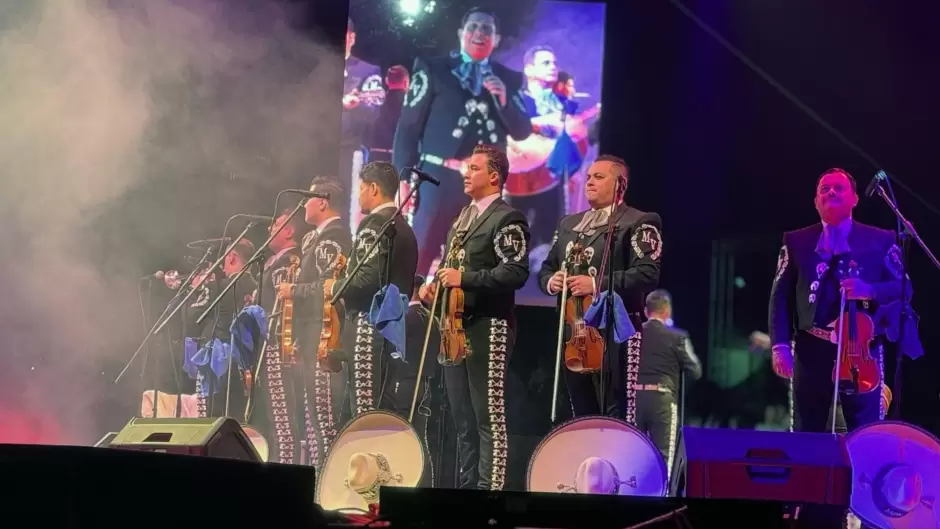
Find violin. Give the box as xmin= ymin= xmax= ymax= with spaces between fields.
xmin=280 ymin=255 xmax=302 ymax=365
xmin=318 ymin=254 xmax=347 ymax=373
xmin=833 ymin=260 xmax=880 ymax=394
xmin=420 ymin=239 xmax=468 ymax=367
xmin=562 ymin=243 xmax=604 ymax=373
xmin=438 ymin=238 xmax=468 ymax=366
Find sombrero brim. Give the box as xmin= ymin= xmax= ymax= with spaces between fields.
xmin=527 ymin=416 xmax=668 ymax=496
xmin=316 ymin=410 xmax=425 ymax=511
xmin=847 ymin=421 xmax=940 ymax=529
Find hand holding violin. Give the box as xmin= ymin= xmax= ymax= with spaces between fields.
xmin=436 ymin=267 xmax=462 ymax=288
xmin=841 ymin=278 xmax=874 ymax=300
xmin=566 ymin=275 xmax=594 ymax=297
xmin=276 ymin=283 xmax=293 ymax=300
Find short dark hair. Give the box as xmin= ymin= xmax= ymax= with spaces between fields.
xmin=461 ymin=7 xmax=500 ymax=34
xmin=523 ymin=45 xmax=555 ymax=66
xmin=645 ymin=289 xmax=672 ymax=314
xmin=360 ymin=161 xmax=399 ymax=199
xmin=413 ymin=275 xmax=425 ymax=296
xmin=232 ymin=238 xmax=255 ymax=261
xmin=277 ymin=206 xmax=306 ymax=237
xmin=595 ymin=154 xmax=629 ymax=183
xmin=473 ymin=144 xmax=509 ymax=187
xmin=816 ymin=168 xmax=857 ymax=192
xmin=310 ymin=175 xmax=345 ymax=209
xmin=557 ymin=71 xmax=574 ymax=85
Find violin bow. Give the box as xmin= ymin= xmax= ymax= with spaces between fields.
xmin=410 ymin=279 xmax=442 ymax=423
xmin=551 ymin=259 xmax=570 ymax=424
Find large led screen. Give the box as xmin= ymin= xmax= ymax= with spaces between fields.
xmin=341 ymin=0 xmax=606 ymax=306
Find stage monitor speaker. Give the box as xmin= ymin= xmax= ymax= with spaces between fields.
xmin=673 ymin=427 xmax=851 ymax=506
xmin=94 ymin=431 xmax=118 ymax=447
xmin=108 ymin=417 xmax=261 ymax=462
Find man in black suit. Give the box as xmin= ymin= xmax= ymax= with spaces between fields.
xmin=332 ymin=161 xmax=419 ymax=420
xmin=637 ymin=290 xmax=701 ymax=470
xmin=420 ymin=144 xmax=531 ymax=491
xmin=276 ymin=176 xmax=353 ymax=467
xmin=538 ymin=155 xmax=662 ymax=422
xmin=253 ymin=209 xmax=304 ymax=464
xmin=393 ymin=7 xmax=532 ymax=277
xmin=769 ymin=168 xmax=908 ymax=434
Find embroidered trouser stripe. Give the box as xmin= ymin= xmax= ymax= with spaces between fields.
xmin=624 ymin=331 xmax=643 ymax=425
xmin=350 ymin=312 xmax=376 ymax=416
xmin=486 ymin=318 xmax=510 ymax=491
xmin=667 ymin=402 xmax=678 ymax=481
xmin=264 ymin=343 xmax=297 ymax=464
xmin=196 ymin=373 xmax=208 ymax=418
xmin=441 ymin=316 xmax=512 ymax=491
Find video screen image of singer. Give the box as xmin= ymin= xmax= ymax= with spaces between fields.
xmin=341 ymin=0 xmax=606 ymax=307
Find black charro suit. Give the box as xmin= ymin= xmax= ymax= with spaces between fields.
xmin=538 ymin=204 xmax=662 ymax=423
xmin=254 ymin=245 xmax=303 ymax=464
xmin=439 ymin=196 xmax=530 ymax=491
xmin=392 ymin=52 xmax=532 ymax=276
xmin=333 ymin=203 xmax=419 ymax=420
xmin=769 ymin=220 xmax=906 ymax=433
xmin=637 ymin=319 xmax=701 ymax=470
xmin=288 ymin=218 xmax=353 ymax=467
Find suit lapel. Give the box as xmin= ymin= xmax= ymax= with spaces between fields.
xmin=461 ymin=198 xmax=501 ymax=243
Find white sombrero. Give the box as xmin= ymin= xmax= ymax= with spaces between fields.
xmin=527 ymin=416 xmax=668 ymax=496
xmin=315 ymin=410 xmax=425 ymax=511
xmin=847 ymin=421 xmax=940 ymax=529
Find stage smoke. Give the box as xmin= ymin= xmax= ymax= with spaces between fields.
xmin=0 ymin=0 xmax=341 ymax=444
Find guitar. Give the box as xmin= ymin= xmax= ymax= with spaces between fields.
xmin=507 ymin=103 xmax=601 ymax=174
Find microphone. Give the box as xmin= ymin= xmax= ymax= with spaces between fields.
xmin=141 ymin=271 xmax=165 ymax=281
xmin=405 ymin=167 xmax=441 ymax=186
xmin=186 ymin=237 xmax=231 ymax=249
xmin=866 ymin=170 xmax=887 ymax=198
xmin=285 ymin=189 xmax=330 ymax=199
xmin=233 ymin=214 xmax=274 ymax=222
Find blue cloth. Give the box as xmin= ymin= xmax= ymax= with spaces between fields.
xmin=547 ymin=130 xmax=584 ymax=177
xmin=584 ymin=291 xmax=636 ymax=344
xmin=181 ymin=305 xmax=266 ymax=397
xmin=368 ymin=284 xmax=410 ymax=361
xmin=183 ymin=338 xmax=230 ymax=396
xmin=229 ymin=305 xmax=267 ymax=372
xmin=873 ymin=301 xmax=924 ymax=359
xmin=450 ymin=50 xmax=490 ymax=96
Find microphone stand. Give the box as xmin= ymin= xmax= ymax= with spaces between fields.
xmin=598 ymin=178 xmax=624 ymax=417
xmin=196 ymin=201 xmax=305 ymax=325
xmin=115 ymin=245 xmax=214 ymax=385
xmin=871 ymin=182 xmax=940 ymax=419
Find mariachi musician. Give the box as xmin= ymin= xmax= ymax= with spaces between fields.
xmin=276 ymin=177 xmax=352 ymax=467
xmin=419 ymin=144 xmax=531 ymax=491
xmin=254 ymin=210 xmax=305 ymax=464
xmin=539 ymin=155 xmax=662 ymax=422
xmin=768 ymin=168 xmax=911 ymax=433
xmin=333 ymin=161 xmax=418 ymax=419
